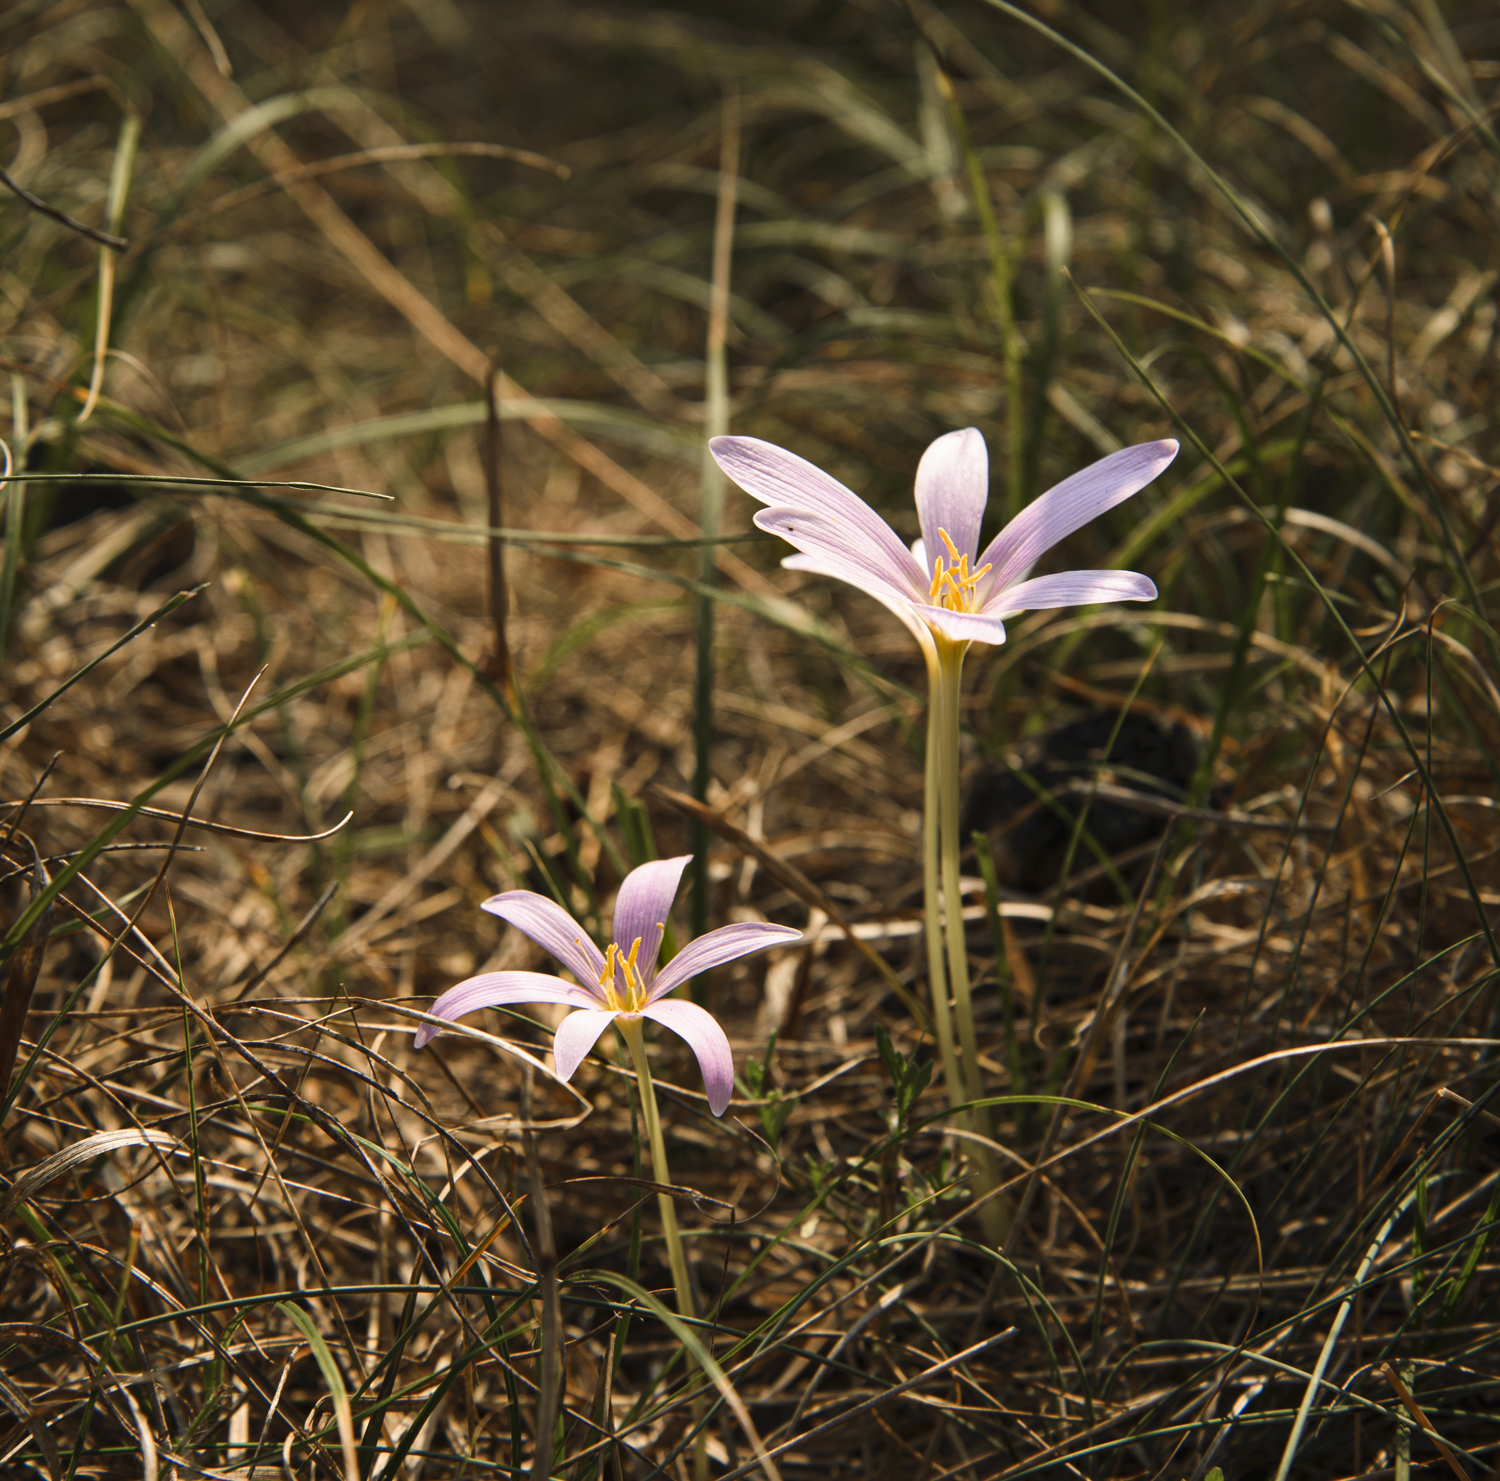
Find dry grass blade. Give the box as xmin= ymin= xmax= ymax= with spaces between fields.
xmin=0 ymin=1127 xmax=182 ymax=1215
xmin=8 ymin=797 xmax=352 ymax=842
xmin=0 ymin=163 xmax=128 ymax=250
xmin=279 ymin=1302 xmax=359 ymax=1481
xmin=1380 ymin=1362 xmax=1475 ymax=1481
xmin=144 ymin=140 xmax=568 ymax=250
xmin=520 ymin=1069 xmax=561 ymax=1481
xmin=0 ymin=1366 xmax=63 ymax=1481
xmin=0 ymin=586 xmax=205 ymax=746
xmin=483 ymin=361 xmax=515 ymax=699
xmin=0 ymin=853 xmax=51 ymax=1097
xmin=75 ymin=113 xmax=140 ymax=424
xmin=112 ymin=1384 xmax=158 ymax=1481
xmin=585 ymin=1271 xmax=784 ymax=1481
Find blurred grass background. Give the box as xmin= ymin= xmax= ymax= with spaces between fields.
xmin=1 ymin=1 xmax=1498 ymax=1478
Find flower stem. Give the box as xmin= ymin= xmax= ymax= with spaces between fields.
xmin=932 ymin=643 xmax=985 ymax=1108
xmin=617 ymin=1017 xmax=709 ymax=1481
xmin=618 ymin=1018 xmax=693 ymax=1317
xmin=931 ymin=638 xmax=1012 ymax=1243
xmin=922 ymin=657 xmax=962 ymax=1112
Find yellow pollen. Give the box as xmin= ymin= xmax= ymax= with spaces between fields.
xmin=599 ymin=936 xmax=647 ymax=1012
xmin=926 ymin=527 xmax=992 ymax=613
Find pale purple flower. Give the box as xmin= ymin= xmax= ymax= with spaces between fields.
xmin=415 ymin=856 xmax=799 ymax=1116
xmin=710 ymin=429 xmax=1177 ymax=651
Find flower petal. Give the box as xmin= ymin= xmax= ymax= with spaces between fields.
xmin=978 ymin=440 xmax=1178 ymax=595
xmin=414 ymin=972 xmax=597 ymax=1047
xmin=915 ymin=427 xmax=988 ymax=566
xmin=755 ymin=499 xmax=947 ymax=656
xmin=781 ymin=554 xmax=937 ymax=655
xmin=910 ymin=604 xmax=1008 ymax=646
xmin=611 ymin=855 xmax=690 ymax=988
xmin=552 ymin=1008 xmax=619 ymax=1082
xmin=714 ymin=436 xmax=926 ymax=587
xmin=756 ymin=504 xmax=928 ymax=603
xmin=650 ymin=920 xmax=802 ymax=1001
xmin=992 ymin=569 xmax=1157 ymax=616
xmin=639 ymin=999 xmax=735 ymax=1115
xmin=482 ymin=891 xmax=606 ymax=987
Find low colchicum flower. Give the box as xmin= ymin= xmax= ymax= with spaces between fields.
xmin=710 ymin=428 xmax=1177 ymax=653
xmin=415 ymin=855 xmax=799 ymax=1115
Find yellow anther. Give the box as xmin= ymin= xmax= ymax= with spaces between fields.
xmin=600 ymin=936 xmax=647 ymax=1012
xmin=926 ymin=528 xmax=993 ymax=613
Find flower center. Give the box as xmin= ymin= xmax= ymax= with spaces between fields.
xmin=927 ymin=528 xmax=991 ymax=614
xmin=599 ymin=937 xmax=647 ymax=1013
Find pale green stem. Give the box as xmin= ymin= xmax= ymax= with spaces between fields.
xmin=921 ymin=650 xmax=961 ymax=1111
xmin=617 ymin=1018 xmax=692 ymax=1316
xmin=617 ymin=1017 xmax=708 ymax=1480
xmin=931 ymin=638 xmax=1012 ymax=1242
xmin=931 ymin=640 xmax=983 ymax=1103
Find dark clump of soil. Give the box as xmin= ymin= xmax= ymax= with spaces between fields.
xmin=966 ymin=709 xmax=1204 ymax=892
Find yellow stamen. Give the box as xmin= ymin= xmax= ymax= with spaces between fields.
xmin=599 ymin=936 xmax=647 ymax=1012
xmin=926 ymin=527 xmax=993 ymax=614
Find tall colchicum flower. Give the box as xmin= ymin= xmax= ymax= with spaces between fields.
xmin=416 ymin=855 xmax=798 ymax=1115
xmin=711 ymin=429 xmax=1175 ymax=654
xmin=712 ymin=428 xmax=1177 ymax=1238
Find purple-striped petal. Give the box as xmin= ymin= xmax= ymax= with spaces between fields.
xmin=414 ymin=971 xmax=598 ymax=1047
xmin=715 ymin=437 xmax=926 ymax=587
xmin=757 ymin=505 xmax=930 ymax=608
xmin=639 ymin=999 xmax=736 ymax=1115
xmin=992 ymin=569 xmax=1157 ymax=616
xmin=910 ymin=603 xmax=1008 ymax=646
xmin=978 ymin=440 xmax=1178 ymax=595
xmin=649 ymin=920 xmax=802 ymax=1002
xmin=552 ymin=1008 xmax=619 ymax=1082
xmin=753 ymin=504 xmax=928 ymax=602
xmin=482 ymin=891 xmax=606 ymax=987
xmin=915 ymin=428 xmax=987 ymax=566
xmin=610 ymin=856 xmax=690 ymax=988
xmin=780 ymin=554 xmax=936 ymax=652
